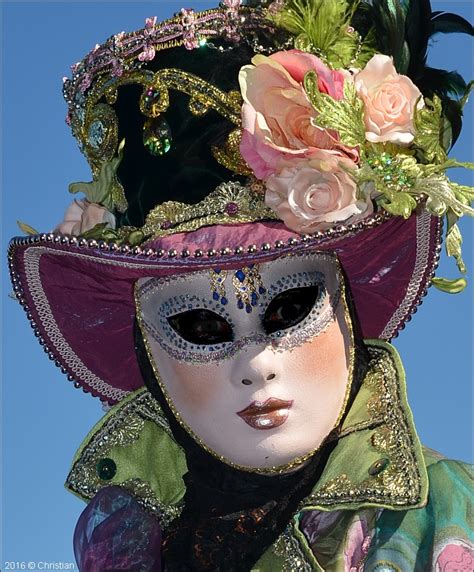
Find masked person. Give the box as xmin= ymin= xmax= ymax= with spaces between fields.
xmin=8 ymin=1 xmax=473 ymax=570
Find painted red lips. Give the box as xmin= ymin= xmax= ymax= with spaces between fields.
xmin=236 ymin=398 xmax=293 ymax=430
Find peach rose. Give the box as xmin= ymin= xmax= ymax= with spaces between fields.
xmin=265 ymin=151 xmax=373 ymax=233
xmin=56 ymin=199 xmax=115 ymax=236
xmin=355 ymin=54 xmax=423 ymax=145
xmin=239 ymin=50 xmax=359 ymax=179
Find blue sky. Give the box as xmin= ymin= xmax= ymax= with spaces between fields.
xmin=2 ymin=1 xmax=472 ymax=566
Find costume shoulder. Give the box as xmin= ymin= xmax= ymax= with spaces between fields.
xmin=364 ymin=447 xmax=473 ymax=571
xmin=65 ymin=387 xmax=187 ymax=521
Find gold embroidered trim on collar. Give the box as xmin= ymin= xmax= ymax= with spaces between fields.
xmin=65 ymin=389 xmax=183 ymax=530
xmin=302 ymin=340 xmax=428 ymax=511
xmin=65 ymin=340 xmax=427 ymax=522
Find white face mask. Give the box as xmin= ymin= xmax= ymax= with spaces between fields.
xmin=135 ymin=252 xmax=354 ymax=473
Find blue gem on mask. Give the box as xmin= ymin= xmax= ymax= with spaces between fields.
xmin=235 ymin=269 xmax=245 ymax=282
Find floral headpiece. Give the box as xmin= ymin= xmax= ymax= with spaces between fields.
xmin=27 ymin=0 xmax=472 ymax=292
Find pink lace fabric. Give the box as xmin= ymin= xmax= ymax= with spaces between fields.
xmin=73 ymin=486 xmax=162 ymax=571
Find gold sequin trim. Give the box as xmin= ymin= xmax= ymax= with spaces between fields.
xmin=141 ymin=180 xmax=277 ymax=238
xmin=77 ymin=66 xmax=246 ymax=176
xmin=212 ymin=128 xmax=253 ymax=176
xmin=140 ymin=68 xmax=242 ymax=124
xmin=272 ymin=524 xmax=315 ymax=572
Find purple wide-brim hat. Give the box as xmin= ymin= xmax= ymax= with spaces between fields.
xmin=9 ymin=210 xmax=441 ymax=404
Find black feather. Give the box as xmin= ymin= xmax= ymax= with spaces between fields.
xmin=420 ymin=67 xmax=468 ymax=100
xmin=405 ymin=0 xmax=432 ymax=82
xmin=431 ymin=12 xmax=474 ymax=36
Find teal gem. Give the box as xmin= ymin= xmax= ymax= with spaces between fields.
xmin=143 ymin=118 xmax=172 ymax=156
xmin=96 ymin=458 xmax=117 ymax=481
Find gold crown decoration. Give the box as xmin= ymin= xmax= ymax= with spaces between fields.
xmin=63 ymin=2 xmax=281 ymax=175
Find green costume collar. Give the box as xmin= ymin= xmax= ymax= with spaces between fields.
xmin=65 ymin=340 xmax=428 ymax=526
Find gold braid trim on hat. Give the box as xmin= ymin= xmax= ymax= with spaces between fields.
xmin=142 ymin=180 xmax=276 ymax=238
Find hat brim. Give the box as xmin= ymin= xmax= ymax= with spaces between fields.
xmin=8 ymin=210 xmax=441 ymax=404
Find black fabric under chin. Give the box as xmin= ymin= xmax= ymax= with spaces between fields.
xmin=134 ymin=320 xmax=336 ymax=571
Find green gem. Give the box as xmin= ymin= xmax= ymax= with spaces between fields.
xmin=96 ymin=458 xmax=117 ymax=481
xmin=384 ymin=175 xmax=392 ymax=181
xmin=143 ymin=118 xmax=173 ymax=156
xmin=368 ymin=457 xmax=390 ymax=476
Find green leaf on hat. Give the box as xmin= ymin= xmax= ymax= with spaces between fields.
xmin=431 ymin=277 xmax=467 ymax=294
xmin=68 ymin=139 xmax=127 ymax=212
xmin=381 ymin=192 xmax=417 ymax=219
xmin=304 ymin=71 xmax=366 ymax=148
xmin=413 ymin=95 xmax=447 ymax=164
xmin=17 ymin=221 xmax=40 ymax=235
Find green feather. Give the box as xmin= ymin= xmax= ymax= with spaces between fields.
xmin=271 ymin=0 xmax=368 ymax=68
xmin=368 ymin=0 xmax=411 ymax=73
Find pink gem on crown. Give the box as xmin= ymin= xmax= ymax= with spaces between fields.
xmin=181 ymin=8 xmax=200 ymax=50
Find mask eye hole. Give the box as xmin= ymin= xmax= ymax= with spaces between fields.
xmin=167 ymin=309 xmax=233 ymax=345
xmin=262 ymin=286 xmax=321 ymax=335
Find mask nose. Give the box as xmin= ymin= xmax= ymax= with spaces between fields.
xmin=241 ymin=372 xmax=276 ymax=385
xmin=230 ymin=345 xmax=279 ymax=388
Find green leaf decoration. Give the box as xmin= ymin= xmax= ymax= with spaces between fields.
xmin=17 ymin=220 xmax=40 ymax=235
xmin=446 ymin=222 xmax=466 ymax=274
xmin=270 ymin=0 xmax=375 ymax=68
xmin=431 ymin=277 xmax=467 ymax=294
xmin=74 ymin=223 xmax=144 ymax=247
xmin=69 ymin=139 xmax=127 ymax=212
xmin=381 ymin=192 xmax=417 ymax=219
xmin=127 ymin=230 xmax=146 ymax=246
xmin=304 ymin=71 xmax=366 ymax=148
xmin=416 ymin=175 xmax=474 ymax=218
xmin=413 ymin=95 xmax=447 ymax=164
xmin=79 ymin=223 xmax=110 ymax=240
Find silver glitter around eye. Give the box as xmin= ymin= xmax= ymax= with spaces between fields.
xmin=149 ymin=293 xmax=235 ymax=356
xmin=137 ymin=252 xmax=342 ymax=364
xmin=261 ymin=270 xmax=340 ymax=352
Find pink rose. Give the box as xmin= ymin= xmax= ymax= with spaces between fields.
xmin=56 ymin=199 xmax=115 ymax=236
xmin=355 ymin=54 xmax=423 ymax=145
xmin=239 ymin=50 xmax=359 ymax=179
xmin=265 ymin=151 xmax=373 ymax=233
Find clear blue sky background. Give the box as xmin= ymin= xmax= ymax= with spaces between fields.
xmin=1 ymin=1 xmax=472 ymax=566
